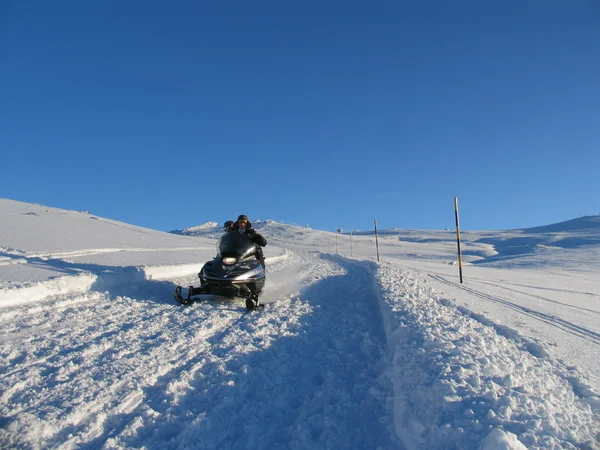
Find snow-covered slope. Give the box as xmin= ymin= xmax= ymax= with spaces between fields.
xmin=1 ymin=199 xmax=599 ymax=449
xmin=518 ymin=214 xmax=600 ymax=233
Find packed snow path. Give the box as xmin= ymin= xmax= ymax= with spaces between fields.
xmin=0 ymin=250 xmax=401 ymax=449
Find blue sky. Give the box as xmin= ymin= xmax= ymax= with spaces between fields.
xmin=1 ymin=1 xmax=599 ymax=232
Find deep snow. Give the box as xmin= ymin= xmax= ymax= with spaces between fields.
xmin=1 ymin=199 xmax=599 ymax=449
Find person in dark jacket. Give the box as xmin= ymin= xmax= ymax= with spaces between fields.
xmin=232 ymin=214 xmax=267 ymax=267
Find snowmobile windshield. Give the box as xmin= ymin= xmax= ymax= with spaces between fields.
xmin=216 ymin=232 xmax=256 ymax=260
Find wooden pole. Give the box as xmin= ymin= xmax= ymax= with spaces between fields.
xmin=374 ymin=219 xmax=380 ymax=262
xmin=454 ymin=197 xmax=464 ymax=283
xmin=335 ymin=231 xmax=338 ymax=254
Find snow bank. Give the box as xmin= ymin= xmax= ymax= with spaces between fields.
xmin=0 ymin=273 xmax=97 ymax=308
xmin=143 ymin=263 xmax=204 ymax=280
xmin=373 ymin=262 xmax=600 ymax=450
xmin=0 ymin=263 xmax=200 ymax=308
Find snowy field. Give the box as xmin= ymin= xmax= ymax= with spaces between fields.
xmin=1 ymin=198 xmax=599 ymax=449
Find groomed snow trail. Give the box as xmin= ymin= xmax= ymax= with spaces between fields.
xmin=0 ymin=250 xmax=400 ymax=449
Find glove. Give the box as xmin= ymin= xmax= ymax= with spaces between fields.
xmin=247 ymin=229 xmax=256 ymax=237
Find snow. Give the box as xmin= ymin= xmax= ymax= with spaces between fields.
xmin=176 ymin=222 xmax=220 ymax=234
xmin=1 ymin=198 xmax=599 ymax=449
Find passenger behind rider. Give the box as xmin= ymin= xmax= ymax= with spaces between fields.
xmin=231 ymin=214 xmax=267 ymax=268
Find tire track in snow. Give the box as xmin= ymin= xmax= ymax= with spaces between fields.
xmin=1 ymin=291 xmax=249 ymax=448
xmin=91 ymin=252 xmax=318 ymax=447
xmin=0 ymin=246 xmax=211 ymax=265
xmin=60 ymin=250 xmax=317 ymax=448
xmin=418 ymin=267 xmax=600 ymax=316
xmin=0 ymin=248 xmax=319 ymax=448
xmin=428 ymin=274 xmax=600 ymax=346
xmin=468 ymin=278 xmax=600 ymax=316
xmin=97 ymin=252 xmax=400 ymax=449
xmin=374 ymin=263 xmax=600 ymax=449
xmin=1 ymin=250 xmax=401 ymax=449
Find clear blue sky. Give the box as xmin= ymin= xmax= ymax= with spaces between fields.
xmin=1 ymin=1 xmax=599 ymax=232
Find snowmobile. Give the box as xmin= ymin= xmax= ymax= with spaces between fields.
xmin=174 ymin=232 xmax=266 ymax=311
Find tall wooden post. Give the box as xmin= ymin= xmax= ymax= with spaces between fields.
xmin=454 ymin=197 xmax=464 ymax=283
xmin=374 ymin=219 xmax=380 ymax=262
xmin=335 ymin=231 xmax=338 ymax=254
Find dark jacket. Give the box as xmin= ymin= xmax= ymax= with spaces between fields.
xmin=231 ymin=220 xmax=267 ymax=247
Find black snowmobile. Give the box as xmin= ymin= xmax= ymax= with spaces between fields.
xmin=174 ymin=232 xmax=266 ymax=311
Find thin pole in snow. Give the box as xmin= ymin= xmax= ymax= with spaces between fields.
xmin=454 ymin=197 xmax=464 ymax=283
xmin=374 ymin=219 xmax=380 ymax=262
xmin=350 ymin=232 xmax=353 ymax=257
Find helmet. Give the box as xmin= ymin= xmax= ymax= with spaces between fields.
xmin=224 ymin=220 xmax=234 ymax=231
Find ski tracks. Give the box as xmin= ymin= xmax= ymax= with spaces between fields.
xmin=107 ymin=250 xmax=400 ymax=449
xmin=0 ymin=250 xmax=401 ymax=449
xmin=375 ymin=264 xmax=600 ymax=449
xmin=428 ymin=274 xmax=600 ymax=346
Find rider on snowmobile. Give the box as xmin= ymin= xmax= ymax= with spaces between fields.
xmin=231 ymin=214 xmax=267 ymax=268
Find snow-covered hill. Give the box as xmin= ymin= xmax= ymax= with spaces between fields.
xmin=1 ymin=198 xmax=599 ymax=449
xmin=519 ymin=214 xmax=600 ymax=233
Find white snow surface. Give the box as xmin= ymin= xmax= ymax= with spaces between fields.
xmin=1 ymin=198 xmax=599 ymax=449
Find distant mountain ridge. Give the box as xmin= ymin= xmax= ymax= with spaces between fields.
xmin=172 ymin=222 xmax=219 ymax=234
xmin=518 ymin=215 xmax=600 ymax=233
xmin=170 ymin=219 xmax=276 ymax=236
xmin=172 ymin=215 xmax=600 ymax=237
